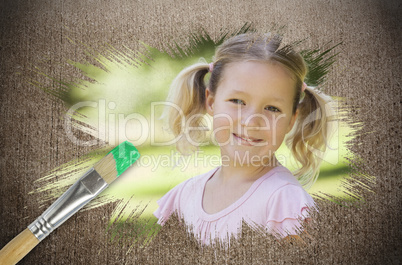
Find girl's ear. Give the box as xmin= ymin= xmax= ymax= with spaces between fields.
xmin=205 ymin=87 xmax=214 ymax=116
xmin=287 ymin=109 xmax=299 ymax=133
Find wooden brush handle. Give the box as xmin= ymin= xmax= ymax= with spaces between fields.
xmin=0 ymin=228 xmax=39 ymax=265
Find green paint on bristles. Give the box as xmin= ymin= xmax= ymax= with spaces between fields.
xmin=108 ymin=141 xmax=140 ymax=177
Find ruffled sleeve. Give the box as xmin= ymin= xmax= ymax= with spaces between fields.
xmin=153 ymin=180 xmax=190 ymax=225
xmin=266 ymin=184 xmax=316 ymax=238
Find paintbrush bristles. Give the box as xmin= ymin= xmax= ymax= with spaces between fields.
xmin=93 ymin=153 xmax=118 ymax=184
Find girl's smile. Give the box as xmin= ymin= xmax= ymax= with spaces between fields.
xmin=233 ymin=133 xmax=263 ymax=145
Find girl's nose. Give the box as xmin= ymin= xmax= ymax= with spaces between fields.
xmin=240 ymin=108 xmax=269 ymax=128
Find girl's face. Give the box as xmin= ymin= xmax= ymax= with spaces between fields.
xmin=205 ymin=61 xmax=298 ymax=166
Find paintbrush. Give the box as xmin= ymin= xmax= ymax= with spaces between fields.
xmin=0 ymin=141 xmax=140 ymax=265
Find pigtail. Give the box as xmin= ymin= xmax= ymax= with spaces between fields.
xmin=161 ymin=62 xmax=210 ymax=155
xmin=286 ymin=85 xmax=334 ymax=189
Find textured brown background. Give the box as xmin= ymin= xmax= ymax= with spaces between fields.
xmin=1 ymin=0 xmax=401 ymax=264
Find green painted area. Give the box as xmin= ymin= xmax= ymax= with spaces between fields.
xmin=108 ymin=141 xmax=140 ymax=176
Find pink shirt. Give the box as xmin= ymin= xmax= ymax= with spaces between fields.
xmin=153 ymin=165 xmax=316 ymax=245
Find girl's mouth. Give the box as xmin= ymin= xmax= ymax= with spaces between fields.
xmin=233 ymin=133 xmax=263 ymax=144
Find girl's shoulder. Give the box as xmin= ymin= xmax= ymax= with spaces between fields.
xmin=180 ymin=166 xmax=220 ymax=193
xmin=257 ymin=165 xmax=314 ymax=206
xmin=260 ymin=166 xmax=304 ymax=190
xmin=160 ymin=167 xmax=219 ymax=201
xmin=244 ymin=166 xmax=310 ymax=207
xmin=153 ymin=167 xmax=219 ymax=223
xmin=167 ymin=167 xmax=218 ymax=190
xmin=263 ymin=167 xmax=316 ymax=238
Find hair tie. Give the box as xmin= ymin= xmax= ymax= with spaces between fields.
xmin=209 ymin=63 xmax=214 ymax=73
xmin=302 ymin=82 xmax=307 ymax=92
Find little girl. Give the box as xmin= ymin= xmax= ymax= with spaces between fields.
xmin=153 ymin=33 xmax=332 ymax=245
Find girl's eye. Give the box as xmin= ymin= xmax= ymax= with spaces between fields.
xmin=265 ymin=106 xmax=281 ymax=112
xmin=229 ymin=99 xmax=245 ymax=105
xmin=229 ymin=99 xmax=281 ymax=112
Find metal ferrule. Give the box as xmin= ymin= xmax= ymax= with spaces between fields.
xmin=28 ymin=168 xmax=108 ymax=241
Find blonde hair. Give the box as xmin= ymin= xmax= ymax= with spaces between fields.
xmin=162 ymin=33 xmax=334 ymax=188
